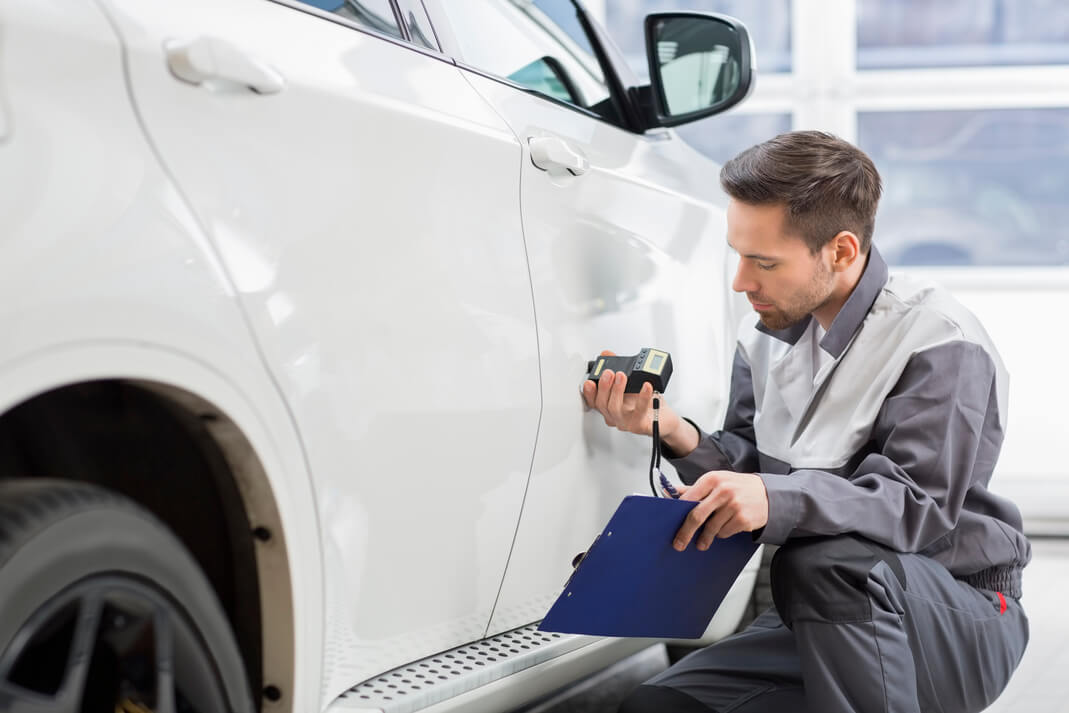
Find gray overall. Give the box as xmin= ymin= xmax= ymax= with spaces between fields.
xmin=621 ymin=248 xmax=1030 ymax=712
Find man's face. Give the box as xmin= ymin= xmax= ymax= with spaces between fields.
xmin=727 ymin=200 xmax=836 ymax=331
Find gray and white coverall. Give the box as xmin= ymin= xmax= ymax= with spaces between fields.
xmin=621 ymin=247 xmax=1030 ymax=713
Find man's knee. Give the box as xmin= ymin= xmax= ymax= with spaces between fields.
xmin=618 ymin=685 xmax=713 ymax=713
xmin=770 ymin=535 xmax=906 ymax=627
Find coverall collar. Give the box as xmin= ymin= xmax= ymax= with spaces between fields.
xmin=755 ymin=245 xmax=889 ymax=359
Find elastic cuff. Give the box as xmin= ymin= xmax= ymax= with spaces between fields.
xmin=755 ymin=473 xmax=801 ymax=544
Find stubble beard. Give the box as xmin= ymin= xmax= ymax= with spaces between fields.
xmin=755 ymin=259 xmax=835 ymax=331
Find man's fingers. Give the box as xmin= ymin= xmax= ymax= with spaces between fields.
xmin=674 ymin=476 xmax=734 ymax=551
xmin=639 ymin=381 xmax=653 ymax=411
xmin=673 ymin=489 xmax=722 ymax=551
xmin=630 ymin=382 xmax=654 ymax=433
xmin=671 ymin=472 xmax=766 ymax=550
xmin=606 ymin=371 xmax=627 ymax=420
xmin=594 ymin=369 xmax=614 ymax=414
xmin=680 ymin=472 xmax=720 ymax=502
xmin=581 ymin=380 xmax=597 ymax=409
xmin=696 ymin=501 xmax=735 ymax=550
xmin=583 ymin=351 xmax=615 ymax=410
xmin=715 ymin=514 xmax=746 ymax=540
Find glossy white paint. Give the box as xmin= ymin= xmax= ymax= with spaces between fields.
xmin=454 ymin=71 xmax=738 ymax=636
xmin=5 ymin=0 xmax=752 ymax=709
xmin=101 ymin=0 xmax=543 ymax=700
xmin=0 ymin=2 xmax=322 ymax=708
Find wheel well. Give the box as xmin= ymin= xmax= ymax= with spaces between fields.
xmin=0 ymin=380 xmax=270 ymax=708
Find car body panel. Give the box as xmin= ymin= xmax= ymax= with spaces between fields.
xmin=0 ymin=1 xmax=323 ymax=708
xmin=452 ymin=70 xmax=737 ymax=636
xmin=4 ymin=0 xmax=752 ymax=708
xmin=99 ymin=0 xmax=545 ymax=700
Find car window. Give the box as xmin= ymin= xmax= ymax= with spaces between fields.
xmin=295 ymin=0 xmax=403 ymax=40
xmin=437 ymin=0 xmax=621 ymax=124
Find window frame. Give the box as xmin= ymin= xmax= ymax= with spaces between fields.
xmin=421 ymin=0 xmax=642 ymax=131
xmin=268 ymin=0 xmax=447 ymax=58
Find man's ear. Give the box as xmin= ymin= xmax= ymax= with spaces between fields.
xmin=828 ymin=231 xmax=861 ymax=272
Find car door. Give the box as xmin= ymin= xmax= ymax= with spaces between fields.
xmin=99 ymin=0 xmax=541 ymax=698
xmin=426 ymin=0 xmax=739 ymax=635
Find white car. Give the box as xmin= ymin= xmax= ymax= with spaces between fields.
xmin=0 ymin=1 xmax=760 ymax=711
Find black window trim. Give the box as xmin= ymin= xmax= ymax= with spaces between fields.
xmin=420 ymin=0 xmax=646 ymax=133
xmin=453 ymin=59 xmax=625 ymax=125
xmin=267 ymin=0 xmax=451 ymax=62
xmin=391 ymin=0 xmax=445 ymax=52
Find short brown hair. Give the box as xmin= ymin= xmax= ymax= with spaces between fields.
xmin=720 ymin=131 xmax=882 ymax=254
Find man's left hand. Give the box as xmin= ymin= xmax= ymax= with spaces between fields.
xmin=673 ymin=471 xmax=769 ymax=551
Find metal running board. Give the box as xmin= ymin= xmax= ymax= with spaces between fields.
xmin=329 ymin=624 xmax=592 ymax=713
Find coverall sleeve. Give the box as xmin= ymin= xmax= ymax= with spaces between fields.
xmin=663 ymin=349 xmax=760 ymax=485
xmin=756 ymin=340 xmax=1003 ymax=551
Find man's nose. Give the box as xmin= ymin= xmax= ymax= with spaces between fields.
xmin=732 ymin=262 xmax=757 ymax=294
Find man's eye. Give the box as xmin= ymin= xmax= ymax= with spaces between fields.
xmin=757 ymin=263 xmax=777 ymax=271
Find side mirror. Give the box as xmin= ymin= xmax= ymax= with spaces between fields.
xmin=643 ymin=13 xmax=754 ymax=128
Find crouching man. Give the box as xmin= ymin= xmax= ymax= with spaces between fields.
xmin=583 ymin=131 xmax=1030 ymax=713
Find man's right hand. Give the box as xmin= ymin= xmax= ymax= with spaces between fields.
xmin=581 ymin=350 xmax=687 ymax=441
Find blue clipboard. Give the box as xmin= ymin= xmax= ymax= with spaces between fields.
xmin=538 ymin=495 xmax=759 ymax=639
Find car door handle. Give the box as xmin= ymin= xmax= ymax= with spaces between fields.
xmin=528 ymin=136 xmax=589 ymax=176
xmin=164 ymin=37 xmax=285 ymax=95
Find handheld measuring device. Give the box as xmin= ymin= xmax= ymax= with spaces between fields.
xmin=585 ymin=348 xmax=673 ymax=394
xmin=584 ymin=348 xmax=680 ymax=499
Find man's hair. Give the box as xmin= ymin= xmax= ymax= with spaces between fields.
xmin=719 ymin=130 xmax=882 ymax=254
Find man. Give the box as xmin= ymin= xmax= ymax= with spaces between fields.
xmin=582 ymin=131 xmax=1030 ymax=713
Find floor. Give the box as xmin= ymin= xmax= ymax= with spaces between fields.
xmin=519 ymin=538 xmax=1069 ymax=713
xmin=984 ymin=538 xmax=1069 ymax=712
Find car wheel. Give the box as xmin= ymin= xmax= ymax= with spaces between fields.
xmin=0 ymin=479 xmax=254 ymax=713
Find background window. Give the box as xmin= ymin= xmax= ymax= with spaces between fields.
xmin=858 ymin=0 xmax=1069 ymax=69
xmin=606 ymin=0 xmax=791 ymax=77
xmin=297 ymin=0 xmax=402 ymax=39
xmin=859 ymin=108 xmax=1069 ymax=266
xmin=438 ymin=1 xmax=619 ymax=123
xmin=676 ymin=112 xmax=791 ymax=164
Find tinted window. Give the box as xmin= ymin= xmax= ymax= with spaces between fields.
xmin=437 ymin=1 xmax=620 ymax=124
xmin=297 ymin=0 xmax=403 ymax=40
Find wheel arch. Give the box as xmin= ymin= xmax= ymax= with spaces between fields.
xmin=0 ymin=342 xmax=320 ymax=712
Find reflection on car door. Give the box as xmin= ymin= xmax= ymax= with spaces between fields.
xmin=431 ymin=0 xmax=738 ymax=635
xmin=102 ymin=0 xmax=541 ymax=699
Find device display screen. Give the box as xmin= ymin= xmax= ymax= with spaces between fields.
xmin=649 ymin=354 xmax=664 ymax=372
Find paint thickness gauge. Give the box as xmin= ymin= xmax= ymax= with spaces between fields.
xmin=585 ymin=348 xmax=673 ymax=394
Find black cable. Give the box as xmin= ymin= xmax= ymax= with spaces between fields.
xmin=649 ymin=394 xmax=661 ymax=497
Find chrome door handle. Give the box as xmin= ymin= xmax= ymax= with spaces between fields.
xmin=528 ymin=136 xmax=589 ymax=176
xmin=165 ymin=37 xmax=285 ymax=95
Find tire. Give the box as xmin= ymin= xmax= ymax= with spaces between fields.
xmin=0 ymin=478 xmax=254 ymax=713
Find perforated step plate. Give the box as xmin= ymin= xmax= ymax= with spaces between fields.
xmin=330 ymin=624 xmax=593 ymax=713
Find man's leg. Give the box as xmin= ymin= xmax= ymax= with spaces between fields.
xmin=771 ymin=535 xmax=1029 ymax=713
xmin=618 ymin=607 xmax=809 ymax=713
